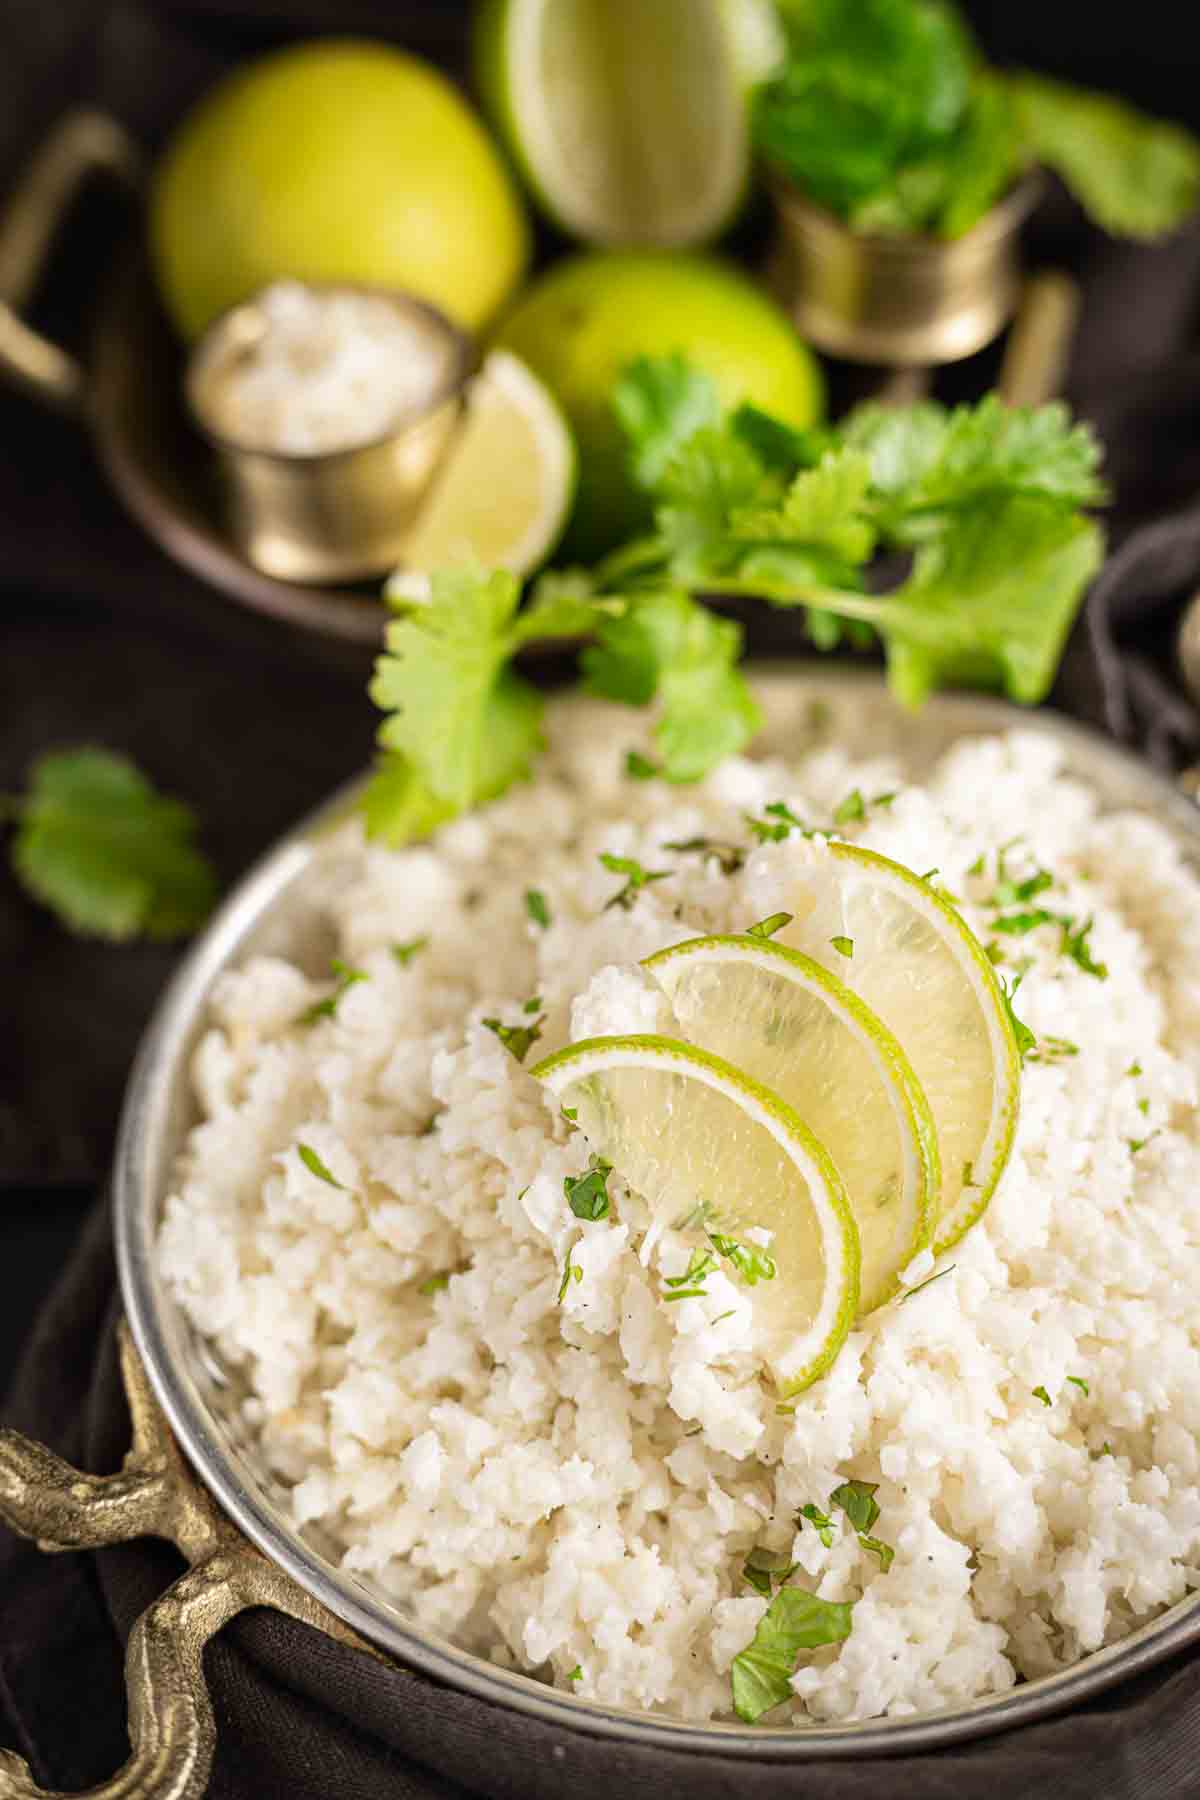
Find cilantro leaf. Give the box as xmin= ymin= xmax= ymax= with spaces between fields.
xmin=1032 ymin=1385 xmax=1052 ymax=1406
xmin=833 ymin=788 xmax=866 ymax=824
xmin=709 ymin=1232 xmax=777 ymax=1285
xmin=731 ymin=1587 xmax=854 ymax=1723
xmin=831 ymin=935 xmax=854 ymax=958
xmin=391 ymin=936 xmax=429 ymax=966
xmin=297 ymin=1143 xmax=346 ymax=1189
xmin=300 ymin=959 xmax=368 ymax=1026
xmin=418 ymin=1272 xmax=450 ymax=1295
xmin=664 ymin=836 xmax=746 ymax=876
xmin=742 ymin=1547 xmax=799 ymax=1598
xmin=829 ymin=1480 xmax=881 ymax=1534
xmin=624 ymin=749 xmax=660 ymax=781
xmin=8 ymin=748 xmax=218 ymax=941
xmin=1067 ymin=1376 xmax=1089 ymax=1397
xmin=798 ymin=1503 xmax=835 ymax=1548
xmin=598 ymin=851 xmax=671 ymax=912
xmin=1059 ymin=915 xmax=1108 ymax=980
xmin=732 ymin=449 xmax=878 ymax=571
xmin=1011 ymin=73 xmax=1200 ymax=240
xmin=482 ymin=1010 xmax=546 ymax=1064
xmin=525 ymin=889 xmax=552 ymax=929
xmin=614 ymin=353 xmax=721 ymax=494
xmin=565 ymin=1157 xmax=613 ymax=1222
xmin=746 ymin=911 xmax=794 ymax=940
xmin=858 ymin=1534 xmax=895 ymax=1572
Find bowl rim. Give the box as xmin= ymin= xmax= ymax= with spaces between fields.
xmin=114 ymin=670 xmax=1200 ymax=1758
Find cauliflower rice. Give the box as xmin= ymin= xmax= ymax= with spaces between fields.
xmin=159 ymin=696 xmax=1200 ymax=1724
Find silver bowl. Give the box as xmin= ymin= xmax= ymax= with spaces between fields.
xmin=114 ymin=671 xmax=1200 ymax=1760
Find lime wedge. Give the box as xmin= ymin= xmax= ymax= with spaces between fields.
xmin=644 ymin=935 xmax=938 ymax=1313
xmin=390 ymin=351 xmax=575 ymax=580
xmin=532 ymin=1035 xmax=860 ymax=1394
xmin=778 ymin=842 xmax=1021 ymax=1256
xmin=474 ymin=0 xmax=758 ymax=246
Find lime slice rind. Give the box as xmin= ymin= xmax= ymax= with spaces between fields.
xmin=644 ymin=934 xmax=939 ymax=1313
xmin=532 ymin=1033 xmax=861 ymax=1393
xmin=792 ymin=841 xmax=1021 ymax=1257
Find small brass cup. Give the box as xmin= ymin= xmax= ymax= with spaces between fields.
xmin=186 ymin=285 xmax=473 ymax=584
xmin=767 ymin=172 xmax=1043 ymax=366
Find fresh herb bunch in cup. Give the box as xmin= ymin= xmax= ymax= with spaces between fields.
xmin=754 ymin=0 xmax=1200 ymax=241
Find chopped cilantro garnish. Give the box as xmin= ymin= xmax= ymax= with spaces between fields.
xmin=1067 ymin=1376 xmax=1089 ymax=1396
xmin=663 ymin=1247 xmax=718 ymax=1300
xmin=1032 ymin=1385 xmax=1052 ymax=1406
xmin=833 ymin=788 xmax=866 ymax=825
xmin=599 ymin=851 xmax=671 ymax=911
xmin=998 ymin=973 xmax=1036 ymax=1063
xmin=523 ymin=995 xmax=543 ymax=1014
xmin=664 ymin=836 xmax=745 ymax=875
xmin=967 ymin=852 xmax=986 ymax=878
xmin=1127 ymin=1060 xmax=1143 ymax=1078
xmin=991 ymin=907 xmax=1057 ymax=937
xmin=297 ymin=1143 xmax=346 ymax=1190
xmin=1137 ymin=1096 xmax=1150 ymax=1115
xmin=391 ymin=936 xmax=429 ymax=966
xmin=746 ymin=801 xmax=808 ymax=843
xmin=624 ymin=749 xmax=660 ymax=781
xmin=557 ymin=1257 xmax=583 ymax=1303
xmin=525 ymin=889 xmax=551 ymax=928
xmin=858 ymin=1534 xmax=895 ymax=1573
xmin=798 ymin=1502 xmax=835 ymax=1548
xmin=712 ymin=1309 xmax=737 ymax=1325
xmin=567 ymin=1665 xmax=583 ymax=1684
xmin=873 ymin=792 xmax=897 ymax=809
xmin=731 ymin=1588 xmax=853 ymax=1723
xmin=900 ymin=1264 xmax=956 ymax=1301
xmin=829 ymin=1480 xmax=880 ymax=1534
xmin=482 ymin=1010 xmax=546 ymax=1064
xmin=746 ymin=911 xmax=794 ymax=941
xmin=830 ymin=934 xmax=854 ymax=958
xmin=742 ymin=1547 xmax=799 ymax=1598
xmin=709 ymin=1233 xmax=777 ymax=1285
xmin=301 ymin=958 xmax=368 ymax=1026
xmin=1100 ymin=1442 xmax=1114 ymax=1457
xmin=561 ymin=1105 xmax=579 ymax=1123
xmin=418 ymin=1272 xmax=450 ymax=1296
xmin=962 ymin=1160 xmax=975 ymax=1187
xmin=1059 ymin=915 xmax=1108 ymax=979
xmin=564 ymin=1156 xmax=613 ymax=1221
xmin=1027 ymin=1036 xmax=1079 ymax=1064
xmin=1128 ymin=1132 xmax=1159 ymax=1155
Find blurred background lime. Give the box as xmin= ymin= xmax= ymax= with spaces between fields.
xmin=151 ymin=39 xmax=531 ymax=341
xmin=473 ymin=0 xmax=783 ymax=247
xmin=494 ymin=250 xmax=825 ymax=557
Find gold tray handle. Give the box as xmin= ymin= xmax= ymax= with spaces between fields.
xmin=0 ymin=1323 xmax=374 ymax=1800
xmin=0 ymin=111 xmax=141 ymax=413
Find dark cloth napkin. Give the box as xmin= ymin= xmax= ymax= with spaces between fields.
xmin=5 ymin=2 xmax=1200 ymax=1796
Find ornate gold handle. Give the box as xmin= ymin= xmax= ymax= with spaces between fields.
xmin=0 ymin=110 xmax=141 ymax=412
xmin=0 ymin=1322 xmax=376 ymax=1799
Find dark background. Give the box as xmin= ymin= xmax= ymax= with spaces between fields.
xmin=3 ymin=0 xmax=1200 ymax=1395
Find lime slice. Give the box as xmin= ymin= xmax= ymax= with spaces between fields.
xmin=390 ymin=351 xmax=575 ymax=580
xmin=474 ymin=0 xmax=755 ymax=247
xmin=644 ymin=936 xmax=938 ymax=1313
xmin=532 ymin=1034 xmax=860 ymax=1394
xmin=777 ymin=842 xmax=1021 ymax=1256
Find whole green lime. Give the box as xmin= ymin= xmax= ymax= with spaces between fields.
xmin=493 ymin=251 xmax=824 ymax=556
xmin=151 ymin=39 xmax=531 ymax=341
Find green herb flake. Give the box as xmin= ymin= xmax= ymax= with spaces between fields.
xmin=746 ymin=801 xmax=808 ymax=843
xmin=1137 ymin=1096 xmax=1150 ymax=1115
xmin=561 ymin=1105 xmax=579 ymax=1124
xmin=599 ymin=851 xmax=671 ymax=911
xmin=1067 ymin=1376 xmax=1089 ymax=1397
xmin=1128 ymin=1132 xmax=1159 ymax=1155
xmin=567 ymin=1665 xmax=583 ymax=1684
xmin=1027 ymin=1036 xmax=1079 ymax=1065
xmin=525 ymin=889 xmax=552 ymax=929
xmin=1032 ymin=1385 xmax=1052 ymax=1407
xmin=418 ymin=1272 xmax=450 ymax=1296
xmin=746 ymin=911 xmax=794 ymax=941
xmin=833 ymin=788 xmax=866 ymax=825
xmin=664 ymin=836 xmax=746 ymax=875
xmin=798 ymin=1502 xmax=835 ymax=1549
xmin=1100 ymin=1441 xmax=1114 ymax=1457
xmin=967 ymin=853 xmax=986 ymax=878
xmin=301 ymin=959 xmax=369 ymax=1026
xmin=858 ymin=1534 xmax=895 ymax=1573
xmin=709 ymin=1232 xmax=777 ymax=1286
xmin=1060 ymin=915 xmax=1108 ymax=979
xmin=829 ymin=1480 xmax=881 ymax=1535
xmin=564 ymin=1156 xmax=613 ymax=1222
xmin=482 ymin=1011 xmax=546 ymax=1064
xmin=900 ymin=1264 xmax=956 ymax=1302
xmin=731 ymin=1588 xmax=854 ymax=1724
xmin=999 ymin=973 xmax=1036 ymax=1064
xmin=297 ymin=1143 xmax=346 ymax=1190
xmin=830 ymin=935 xmax=854 ymax=959
xmin=1127 ymin=1060 xmax=1143 ymax=1078
xmin=712 ymin=1309 xmax=737 ymax=1325
xmin=742 ymin=1546 xmax=799 ymax=1598
xmin=624 ymin=749 xmax=660 ymax=781
xmin=557 ymin=1258 xmax=584 ymax=1304
xmin=873 ymin=792 xmax=897 ymax=810
xmin=391 ymin=936 xmax=429 ymax=966
xmin=962 ymin=1160 xmax=975 ymax=1188
xmin=663 ymin=1247 xmax=718 ymax=1300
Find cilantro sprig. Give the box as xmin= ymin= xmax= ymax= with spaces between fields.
xmin=5 ymin=747 xmax=218 ymax=941
xmin=753 ymin=0 xmax=1200 ymax=243
xmin=364 ymin=361 xmax=1107 ymax=847
xmin=731 ymin=1588 xmax=853 ymax=1724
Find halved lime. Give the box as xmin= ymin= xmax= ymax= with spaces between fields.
xmin=474 ymin=0 xmax=758 ymax=246
xmin=389 ymin=351 xmax=575 ymax=581
xmin=644 ymin=935 xmax=938 ymax=1313
xmin=532 ymin=1034 xmax=860 ymax=1394
xmin=777 ymin=842 xmax=1021 ymax=1255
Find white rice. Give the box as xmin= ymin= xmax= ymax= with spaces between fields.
xmin=158 ymin=696 xmax=1200 ymax=1723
